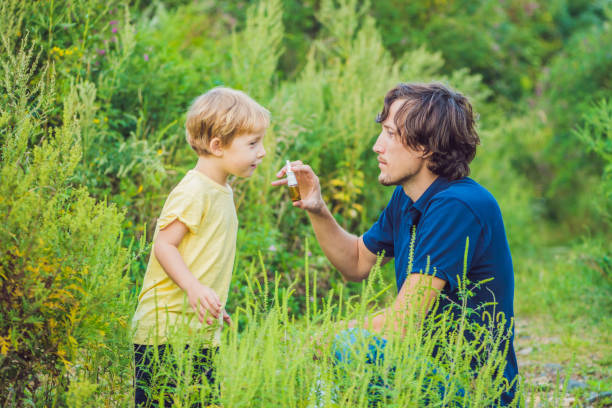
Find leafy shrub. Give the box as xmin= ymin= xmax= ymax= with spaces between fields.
xmin=533 ymin=15 xmax=612 ymax=232
xmin=574 ymin=99 xmax=612 ymax=223
xmin=0 ymin=32 xmax=131 ymax=406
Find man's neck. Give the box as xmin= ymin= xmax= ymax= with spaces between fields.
xmin=194 ymin=156 xmax=229 ymax=186
xmin=401 ymin=168 xmax=438 ymax=203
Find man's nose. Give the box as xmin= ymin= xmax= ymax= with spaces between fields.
xmin=372 ymin=133 xmax=384 ymax=153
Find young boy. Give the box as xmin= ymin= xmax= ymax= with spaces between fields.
xmin=132 ymin=87 xmax=269 ymax=407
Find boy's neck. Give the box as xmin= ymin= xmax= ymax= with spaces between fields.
xmin=194 ymin=156 xmax=229 ymax=186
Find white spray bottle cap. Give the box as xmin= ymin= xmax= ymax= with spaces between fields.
xmin=286 ymin=160 xmax=298 ymax=186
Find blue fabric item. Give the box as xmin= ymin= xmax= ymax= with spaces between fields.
xmin=332 ymin=328 xmax=466 ymax=406
xmin=332 ymin=328 xmax=390 ymax=407
xmin=332 ymin=328 xmax=387 ymax=365
xmin=362 ymin=177 xmax=518 ymax=405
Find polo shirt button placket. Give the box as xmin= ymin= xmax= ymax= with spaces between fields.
xmin=409 ymin=208 xmax=421 ymax=228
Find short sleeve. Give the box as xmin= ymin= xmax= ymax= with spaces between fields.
xmin=362 ymin=191 xmax=398 ymax=257
xmin=410 ymin=198 xmax=482 ymax=292
xmin=157 ymin=185 xmax=207 ymax=234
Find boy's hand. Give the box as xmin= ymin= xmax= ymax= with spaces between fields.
xmin=272 ymin=160 xmax=326 ymax=214
xmin=187 ymin=283 xmax=222 ymax=325
xmin=222 ymin=309 xmax=232 ymax=327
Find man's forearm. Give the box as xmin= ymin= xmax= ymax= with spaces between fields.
xmin=306 ymin=204 xmax=366 ymax=281
xmin=351 ymin=274 xmax=447 ymax=337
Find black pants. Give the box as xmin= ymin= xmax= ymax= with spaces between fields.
xmin=134 ymin=344 xmax=218 ymax=408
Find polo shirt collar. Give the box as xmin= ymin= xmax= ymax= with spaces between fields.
xmin=412 ymin=176 xmax=450 ymax=214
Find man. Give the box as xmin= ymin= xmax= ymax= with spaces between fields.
xmin=273 ymin=82 xmax=518 ymax=405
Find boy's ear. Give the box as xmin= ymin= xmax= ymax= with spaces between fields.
xmin=208 ymin=137 xmax=225 ymax=157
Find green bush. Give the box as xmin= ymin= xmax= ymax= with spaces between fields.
xmin=534 ymin=15 xmax=612 ymax=233
xmin=0 ymin=33 xmax=132 ymax=406
xmin=574 ymin=99 xmax=612 ymax=224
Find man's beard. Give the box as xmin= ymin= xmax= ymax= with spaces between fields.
xmin=378 ymin=169 xmax=418 ymax=187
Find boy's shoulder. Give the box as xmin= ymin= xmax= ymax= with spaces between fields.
xmin=162 ymin=171 xmax=230 ymax=214
xmin=158 ymin=170 xmax=235 ymax=233
xmin=173 ymin=170 xmax=233 ymax=197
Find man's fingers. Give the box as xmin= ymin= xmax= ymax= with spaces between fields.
xmin=276 ymin=167 xmax=287 ymax=177
xmin=276 ymin=160 xmax=305 ymax=177
xmin=290 ymin=163 xmax=312 ymax=174
xmin=271 ymin=178 xmax=288 ymax=186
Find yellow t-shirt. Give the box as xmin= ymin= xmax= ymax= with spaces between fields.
xmin=132 ymin=170 xmax=238 ymax=346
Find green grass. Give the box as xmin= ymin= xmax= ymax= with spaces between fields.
xmin=102 ymin=255 xmax=517 ymax=407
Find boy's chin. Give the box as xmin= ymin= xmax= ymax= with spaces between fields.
xmin=238 ymin=166 xmax=257 ymax=177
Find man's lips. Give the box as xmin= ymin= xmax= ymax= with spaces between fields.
xmin=377 ymin=158 xmax=387 ymax=166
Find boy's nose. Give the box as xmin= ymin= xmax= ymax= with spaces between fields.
xmin=258 ymin=146 xmax=266 ymax=158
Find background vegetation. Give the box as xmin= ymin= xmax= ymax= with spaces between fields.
xmin=0 ymin=0 xmax=610 ymax=406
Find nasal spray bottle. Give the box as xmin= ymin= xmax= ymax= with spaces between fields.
xmin=286 ymin=160 xmax=301 ymax=202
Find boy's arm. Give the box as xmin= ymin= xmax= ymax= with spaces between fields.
xmin=272 ymin=161 xmax=382 ymax=281
xmin=154 ymin=219 xmax=222 ymax=325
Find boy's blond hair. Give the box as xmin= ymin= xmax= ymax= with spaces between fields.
xmin=185 ymin=87 xmax=270 ymax=155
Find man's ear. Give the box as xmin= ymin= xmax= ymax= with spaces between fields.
xmin=421 ymin=150 xmax=433 ymax=160
xmin=417 ymin=145 xmax=433 ymax=159
xmin=208 ymin=137 xmax=225 ymax=157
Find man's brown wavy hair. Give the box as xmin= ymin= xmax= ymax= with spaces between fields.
xmin=376 ymin=83 xmax=480 ymax=181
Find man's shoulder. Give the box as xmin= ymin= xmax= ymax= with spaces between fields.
xmin=432 ymin=177 xmax=501 ymax=219
xmin=437 ymin=178 xmax=496 ymax=204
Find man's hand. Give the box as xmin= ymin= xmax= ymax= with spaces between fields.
xmin=272 ymin=160 xmax=325 ymax=214
xmin=310 ymin=328 xmax=335 ymax=361
xmin=187 ymin=283 xmax=222 ymax=325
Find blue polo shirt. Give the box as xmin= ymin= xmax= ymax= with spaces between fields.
xmin=363 ymin=177 xmax=518 ymax=405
